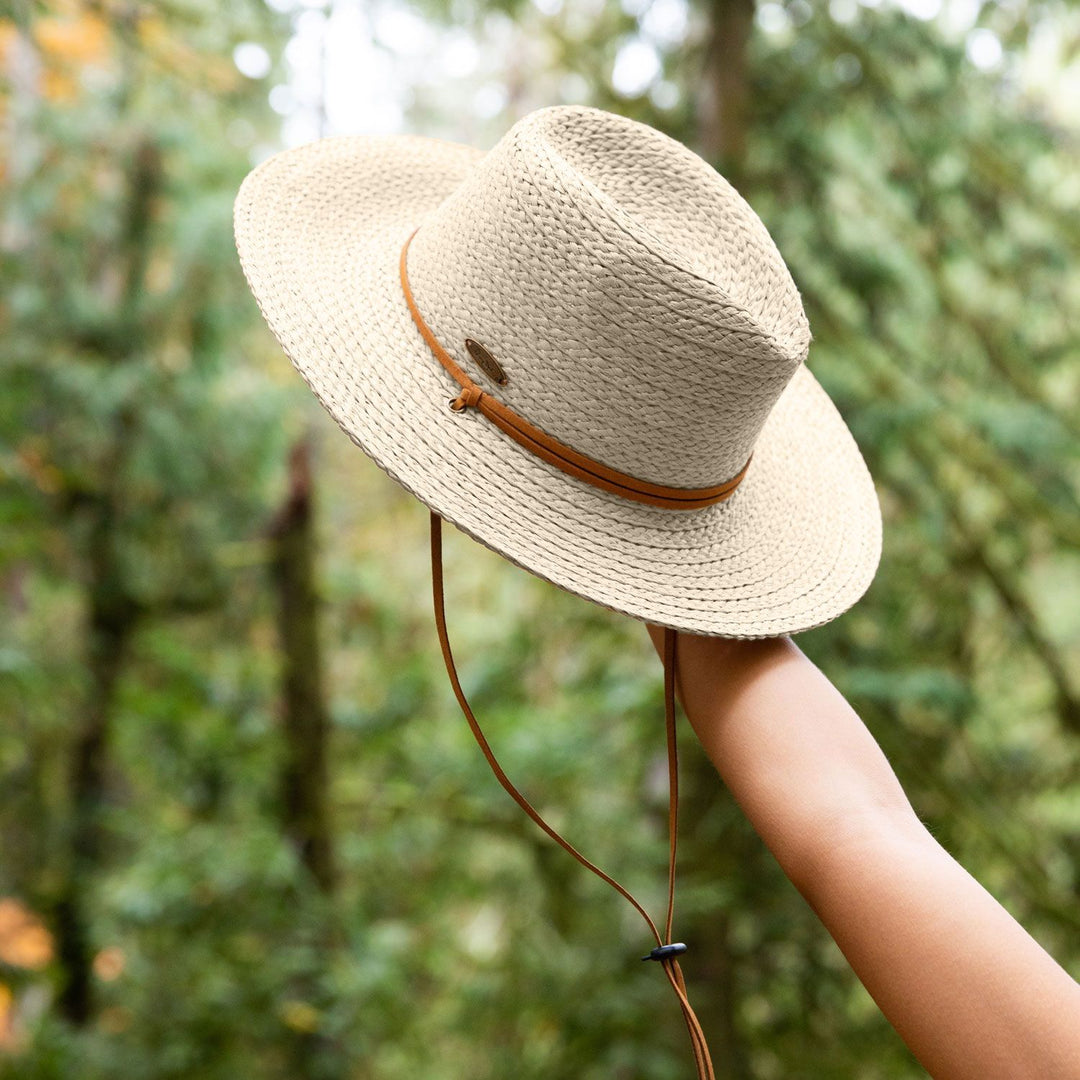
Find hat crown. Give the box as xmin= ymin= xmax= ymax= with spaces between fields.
xmin=405 ymin=105 xmax=811 ymax=489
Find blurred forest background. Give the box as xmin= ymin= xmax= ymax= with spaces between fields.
xmin=1 ymin=0 xmax=1079 ymax=1077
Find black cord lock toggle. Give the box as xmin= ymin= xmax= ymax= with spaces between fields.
xmin=642 ymin=942 xmax=688 ymax=962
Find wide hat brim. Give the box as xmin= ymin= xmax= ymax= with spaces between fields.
xmin=234 ymin=133 xmax=882 ymax=638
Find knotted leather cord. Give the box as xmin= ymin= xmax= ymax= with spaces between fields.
xmin=401 ymin=227 xmax=750 ymax=511
xmin=431 ymin=510 xmax=716 ymax=1080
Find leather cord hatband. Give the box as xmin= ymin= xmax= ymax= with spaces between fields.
xmin=401 ymin=227 xmax=750 ymax=512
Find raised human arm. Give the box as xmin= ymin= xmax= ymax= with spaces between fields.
xmin=645 ymin=626 xmax=1080 ymax=1080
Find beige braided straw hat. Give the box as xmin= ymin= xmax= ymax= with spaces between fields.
xmin=235 ymin=104 xmax=881 ymax=638
xmin=234 ymin=104 xmax=882 ymax=1078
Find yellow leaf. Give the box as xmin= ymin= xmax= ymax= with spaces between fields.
xmin=0 ymin=981 xmax=17 ymax=1051
xmin=0 ymin=21 xmax=19 ymax=65
xmin=33 ymin=14 xmax=109 ymax=66
xmin=41 ymin=68 xmax=78 ymax=103
xmin=93 ymin=947 xmax=126 ymax=982
xmin=0 ymin=898 xmax=53 ymax=971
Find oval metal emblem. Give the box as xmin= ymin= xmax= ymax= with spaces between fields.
xmin=465 ymin=338 xmax=508 ymax=386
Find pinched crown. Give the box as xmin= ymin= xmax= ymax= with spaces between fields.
xmin=403 ymin=105 xmax=810 ymax=490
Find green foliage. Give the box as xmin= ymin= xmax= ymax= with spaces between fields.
xmin=1 ymin=1 xmax=1078 ymax=1078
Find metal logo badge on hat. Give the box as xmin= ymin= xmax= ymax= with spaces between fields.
xmin=234 ymin=104 xmax=882 ymax=1078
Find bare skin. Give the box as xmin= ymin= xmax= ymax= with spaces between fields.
xmin=645 ymin=626 xmax=1080 ymax=1080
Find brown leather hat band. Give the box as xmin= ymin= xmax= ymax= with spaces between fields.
xmin=401 ymin=228 xmax=750 ymax=511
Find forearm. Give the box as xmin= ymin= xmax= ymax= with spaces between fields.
xmin=646 ymin=627 xmax=1080 ymax=1079
xmin=806 ymin=813 xmax=1080 ymax=1079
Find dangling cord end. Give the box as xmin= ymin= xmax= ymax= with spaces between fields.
xmin=661 ymin=625 xmax=716 ymax=1080
xmin=431 ymin=516 xmax=714 ymax=1080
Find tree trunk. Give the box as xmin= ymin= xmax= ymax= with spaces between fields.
xmin=50 ymin=137 xmax=162 ymax=1023
xmin=696 ymin=0 xmax=756 ymax=179
xmin=269 ymin=437 xmax=336 ymax=894
xmin=55 ymin=494 xmax=139 ymax=1025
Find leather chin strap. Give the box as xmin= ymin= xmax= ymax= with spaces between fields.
xmin=431 ymin=510 xmax=716 ymax=1080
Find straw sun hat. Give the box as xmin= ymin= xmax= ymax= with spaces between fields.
xmin=234 ymin=104 xmax=882 ymax=1078
xmin=235 ymin=104 xmax=881 ymax=639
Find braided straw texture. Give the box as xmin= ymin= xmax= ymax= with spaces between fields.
xmin=234 ymin=106 xmax=882 ymax=637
